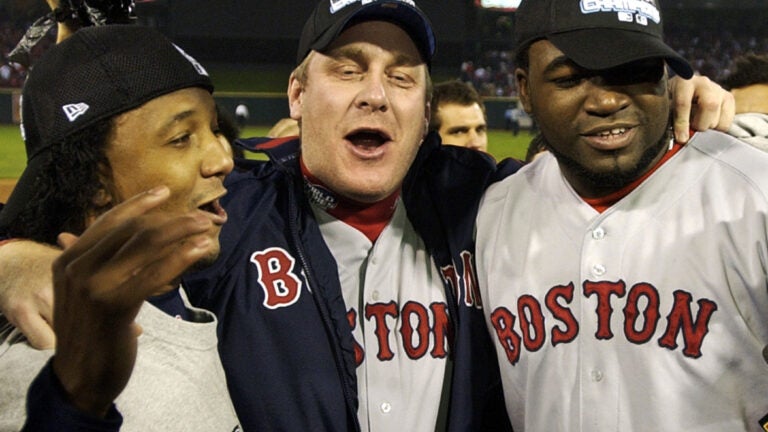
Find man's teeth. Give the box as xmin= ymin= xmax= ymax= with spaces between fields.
xmin=597 ymin=128 xmax=627 ymax=137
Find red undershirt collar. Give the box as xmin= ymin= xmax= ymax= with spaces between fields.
xmin=301 ymin=158 xmax=399 ymax=243
xmin=583 ymin=133 xmax=690 ymax=213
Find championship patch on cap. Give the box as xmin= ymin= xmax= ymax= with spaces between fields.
xmin=580 ymin=0 xmax=661 ymax=26
xmin=514 ymin=0 xmax=693 ymax=78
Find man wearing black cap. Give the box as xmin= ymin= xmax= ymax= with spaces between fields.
xmin=181 ymin=2 xmax=514 ymax=429
xmin=475 ymin=1 xmax=768 ymax=430
xmin=0 ymin=0 xmax=741 ymax=431
xmin=0 ymin=24 xmax=239 ymax=430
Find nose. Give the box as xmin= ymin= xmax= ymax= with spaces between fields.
xmin=355 ymin=73 xmax=389 ymax=113
xmin=583 ymin=78 xmax=631 ymax=117
xmin=467 ymin=129 xmax=487 ymax=152
xmin=202 ymin=133 xmax=234 ymax=178
xmin=466 ymin=135 xmax=481 ymax=150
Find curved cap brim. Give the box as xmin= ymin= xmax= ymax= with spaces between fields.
xmin=548 ymin=28 xmax=693 ymax=79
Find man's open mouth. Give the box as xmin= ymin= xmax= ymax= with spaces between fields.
xmin=346 ymin=129 xmax=391 ymax=147
xmin=199 ymin=198 xmax=227 ymax=224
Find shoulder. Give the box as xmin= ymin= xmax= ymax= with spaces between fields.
xmin=412 ymin=132 xmax=496 ymax=173
xmin=225 ymin=137 xmax=302 ymax=199
xmin=404 ymin=134 xmax=497 ymax=218
xmin=690 ymin=130 xmax=768 ymax=171
xmin=406 ymin=132 xmax=522 ymax=191
xmin=232 ymin=136 xmax=301 ymax=167
xmin=688 ymin=130 xmax=768 ymax=196
xmin=482 ymin=152 xmax=549 ymax=205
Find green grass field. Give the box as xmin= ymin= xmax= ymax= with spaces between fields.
xmin=0 ymin=124 xmax=24 ymax=179
xmin=0 ymin=124 xmax=532 ymax=179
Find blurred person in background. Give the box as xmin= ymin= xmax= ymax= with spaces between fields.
xmin=430 ymin=79 xmax=489 ymax=152
xmin=504 ymin=101 xmax=523 ymax=136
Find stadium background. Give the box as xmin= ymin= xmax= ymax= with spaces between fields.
xmin=1 ymin=0 xmax=767 ymax=200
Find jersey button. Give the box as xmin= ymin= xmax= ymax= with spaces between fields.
xmin=590 ymin=369 xmax=604 ymax=382
xmin=380 ymin=402 xmax=392 ymax=414
xmin=371 ymin=290 xmax=380 ymax=301
xmin=592 ymin=264 xmax=606 ymax=276
xmin=592 ymin=227 xmax=606 ymax=240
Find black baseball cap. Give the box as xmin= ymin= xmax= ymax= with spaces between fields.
xmin=515 ymin=0 xmax=693 ymax=78
xmin=297 ymin=0 xmax=436 ymax=68
xmin=0 ymin=25 xmax=213 ymax=229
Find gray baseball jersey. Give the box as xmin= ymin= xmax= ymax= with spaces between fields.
xmin=476 ymin=131 xmax=768 ymax=431
xmin=312 ymin=199 xmax=449 ymax=432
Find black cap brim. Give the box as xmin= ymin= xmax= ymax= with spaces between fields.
xmin=549 ymin=28 xmax=693 ymax=79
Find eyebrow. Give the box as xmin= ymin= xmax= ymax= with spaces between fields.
xmin=327 ymin=46 xmax=423 ymax=67
xmin=326 ymin=46 xmax=363 ymax=62
xmin=157 ymin=110 xmax=196 ymax=136
xmin=392 ymin=52 xmax=423 ymax=67
xmin=542 ymin=55 xmax=581 ymax=75
xmin=446 ymin=126 xmax=470 ymax=132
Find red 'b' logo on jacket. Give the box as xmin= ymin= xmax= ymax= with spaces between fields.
xmin=251 ymin=247 xmax=303 ymax=309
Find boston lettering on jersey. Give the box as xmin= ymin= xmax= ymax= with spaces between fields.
xmin=250 ymin=247 xmax=485 ymax=363
xmin=346 ymin=303 xmax=451 ymax=365
xmin=489 ymin=280 xmax=718 ymax=365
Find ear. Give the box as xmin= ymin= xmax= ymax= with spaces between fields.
xmin=91 ymin=163 xmax=116 ymax=209
xmin=287 ymin=72 xmax=303 ymax=121
xmin=423 ymin=101 xmax=431 ymax=138
xmin=84 ymin=185 xmax=114 ymax=227
xmin=515 ymin=67 xmax=533 ymax=114
xmin=91 ymin=188 xmax=112 ymax=208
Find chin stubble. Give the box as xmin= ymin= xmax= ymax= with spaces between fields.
xmin=544 ymin=130 xmax=671 ymax=194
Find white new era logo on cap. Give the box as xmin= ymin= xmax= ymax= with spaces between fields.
xmin=62 ymin=103 xmax=90 ymax=122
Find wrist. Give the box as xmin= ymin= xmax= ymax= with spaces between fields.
xmin=52 ymin=355 xmax=113 ymax=418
